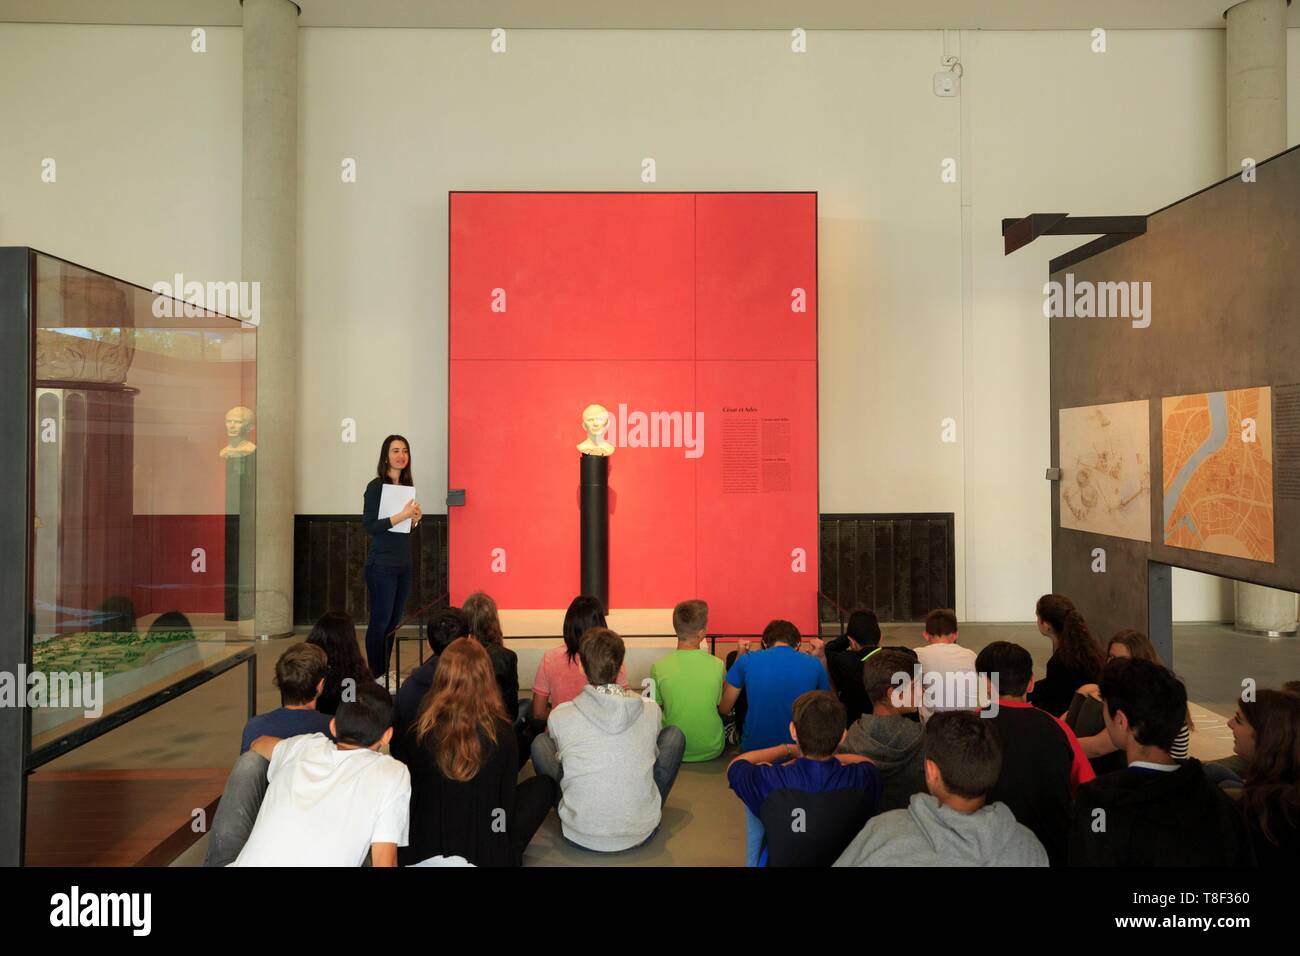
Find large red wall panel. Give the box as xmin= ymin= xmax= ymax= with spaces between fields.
xmin=449 ymin=192 xmax=818 ymax=634
xmin=449 ymin=359 xmax=696 ymax=609
xmin=450 ymin=193 xmax=695 ymax=361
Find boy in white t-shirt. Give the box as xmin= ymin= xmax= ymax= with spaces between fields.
xmin=230 ymin=681 xmax=411 ymax=867
xmin=914 ymin=608 xmax=979 ymax=722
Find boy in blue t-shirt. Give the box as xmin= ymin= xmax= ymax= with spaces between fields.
xmin=719 ymin=620 xmax=832 ymax=865
xmin=727 ymin=690 xmax=881 ymax=866
xmin=719 ymin=620 xmax=830 ymax=751
xmin=239 ymin=643 xmax=334 ymax=753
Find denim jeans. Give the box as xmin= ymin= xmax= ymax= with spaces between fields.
xmin=364 ymin=561 xmax=413 ymax=678
xmin=745 ymin=808 xmax=766 ymax=867
xmin=204 ymin=750 xmax=270 ymax=867
xmin=530 ymin=725 xmax=686 ymax=806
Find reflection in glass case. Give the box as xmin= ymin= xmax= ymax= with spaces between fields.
xmin=24 ymin=252 xmax=257 ymax=744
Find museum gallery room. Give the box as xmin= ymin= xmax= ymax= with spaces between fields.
xmin=2 ymin=0 xmax=1300 ymax=902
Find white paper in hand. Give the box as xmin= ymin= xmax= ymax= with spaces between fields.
xmin=378 ymin=485 xmax=416 ymax=534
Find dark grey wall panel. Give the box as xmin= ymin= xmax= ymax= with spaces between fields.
xmin=1050 ymin=146 xmax=1300 ymax=646
xmin=0 ymin=248 xmax=32 ymax=867
xmin=293 ymin=514 xmax=449 ymax=626
xmin=819 ymin=513 xmax=956 ymax=623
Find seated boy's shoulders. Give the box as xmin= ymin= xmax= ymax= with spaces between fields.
xmin=381 ymin=752 xmax=413 ymax=786
xmin=726 ymin=756 xmax=778 ymax=795
xmin=266 ymin=731 xmax=329 ymax=770
xmin=834 ymin=807 xmax=920 ymax=866
xmin=861 ymin=805 xmax=913 ymax=837
xmin=550 ymin=697 xmax=578 ymax=717
xmin=725 ymin=651 xmax=749 ymax=677
xmin=798 ymin=650 xmax=826 ymax=674
xmin=344 ymin=746 xmax=411 ymax=794
xmin=912 ymin=645 xmax=940 ymax=671
xmin=842 ymin=758 xmax=883 ymax=786
xmin=1002 ymin=813 xmax=1051 ymax=865
xmin=240 ymin=711 xmax=269 ymax=739
xmin=242 ymin=707 xmax=287 ymax=733
xmin=1072 ymin=769 xmax=1133 ymax=810
xmin=548 ymin=698 xmax=581 ymax=731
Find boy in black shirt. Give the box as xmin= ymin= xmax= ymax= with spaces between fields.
xmin=823 ymin=609 xmax=881 ymax=725
xmin=977 ymin=641 xmax=1094 ymax=865
xmin=1068 ymin=658 xmax=1254 ymax=867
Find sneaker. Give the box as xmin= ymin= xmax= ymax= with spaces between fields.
xmin=723 ymin=718 xmax=739 ymax=748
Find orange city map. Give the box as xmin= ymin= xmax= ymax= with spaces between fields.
xmin=1161 ymin=386 xmax=1274 ymax=562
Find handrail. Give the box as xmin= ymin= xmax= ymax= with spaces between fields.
xmin=402 ymin=591 xmax=450 ymax=630
xmin=818 ymin=589 xmax=851 ymax=638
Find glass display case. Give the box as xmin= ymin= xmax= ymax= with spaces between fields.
xmin=0 ymin=248 xmax=258 ymax=864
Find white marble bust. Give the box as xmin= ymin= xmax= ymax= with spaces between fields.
xmin=220 ymin=405 xmax=256 ymax=459
xmin=576 ymin=403 xmax=615 ymax=456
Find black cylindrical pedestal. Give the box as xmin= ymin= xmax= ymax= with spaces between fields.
xmin=580 ymin=454 xmax=609 ymax=612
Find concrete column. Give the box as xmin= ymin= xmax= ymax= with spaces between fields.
xmin=1235 ymin=584 xmax=1298 ymax=635
xmin=243 ymin=0 xmax=299 ymax=637
xmin=1224 ymin=0 xmax=1297 ymax=636
xmin=1225 ymin=0 xmax=1289 ymax=174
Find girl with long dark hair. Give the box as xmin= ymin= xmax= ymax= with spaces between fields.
xmin=1233 ymin=688 xmax=1300 ymax=865
xmin=530 ymin=594 xmax=624 ymax=723
xmin=1067 ymin=629 xmax=1195 ymax=773
xmin=1029 ymin=593 xmax=1106 ymax=717
xmin=462 ymin=591 xmax=521 ymax=728
xmin=305 ymin=610 xmax=373 ymax=715
xmin=362 ymin=435 xmax=421 ymax=680
xmin=398 ymin=638 xmax=556 ymax=866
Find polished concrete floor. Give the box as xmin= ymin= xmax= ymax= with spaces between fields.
xmin=33 ymin=621 xmax=1298 ymax=867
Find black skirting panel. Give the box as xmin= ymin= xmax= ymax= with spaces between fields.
xmin=292 ymin=515 xmax=448 ymax=627
xmin=819 ymin=513 xmax=956 ymax=624
xmin=294 ymin=512 xmax=953 ymax=627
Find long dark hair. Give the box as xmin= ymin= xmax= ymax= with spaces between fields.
xmin=1239 ymin=690 xmax=1300 ymax=847
xmin=415 ymin=638 xmax=506 ymax=782
xmin=1107 ymin=629 xmax=1194 ymax=730
xmin=562 ymin=596 xmax=606 ymax=663
xmin=307 ymin=610 xmax=372 ymax=711
xmin=376 ymin=434 xmax=413 ymax=486
xmin=463 ymin=591 xmax=504 ymax=648
xmin=1035 ymin=593 xmax=1105 ymax=683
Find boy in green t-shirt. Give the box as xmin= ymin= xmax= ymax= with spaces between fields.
xmin=651 ymin=600 xmax=727 ymax=761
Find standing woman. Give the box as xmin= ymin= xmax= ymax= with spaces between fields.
xmin=362 ymin=435 xmax=422 ymax=680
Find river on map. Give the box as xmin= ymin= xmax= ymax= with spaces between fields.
xmin=1162 ymin=391 xmax=1228 ymax=536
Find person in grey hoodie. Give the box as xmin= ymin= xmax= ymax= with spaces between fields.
xmin=531 ymin=627 xmax=686 ymax=852
xmin=840 ymin=647 xmax=926 ymax=812
xmin=834 ymin=711 xmax=1048 ymax=867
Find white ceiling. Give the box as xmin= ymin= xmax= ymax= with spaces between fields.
xmin=1 ymin=0 xmax=1298 ymax=30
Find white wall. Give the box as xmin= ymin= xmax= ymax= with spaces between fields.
xmin=1172 ymin=568 xmax=1235 ymax=623
xmin=0 ymin=24 xmax=242 ymax=292
xmin=963 ymin=29 xmax=1227 ymax=620
xmin=3 ymin=23 xmax=1298 ymax=621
